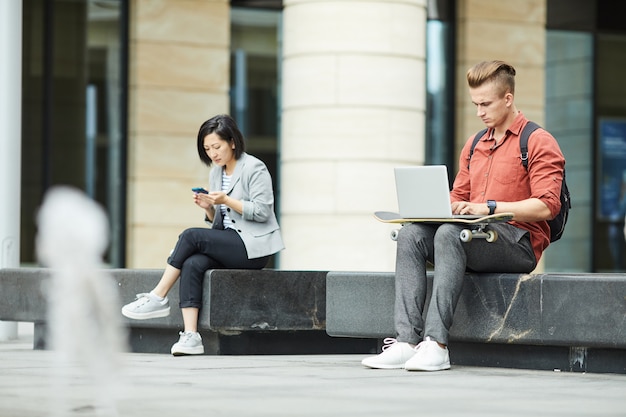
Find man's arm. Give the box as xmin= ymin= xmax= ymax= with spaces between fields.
xmin=451 ymin=198 xmax=551 ymax=220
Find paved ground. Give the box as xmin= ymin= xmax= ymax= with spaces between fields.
xmin=1 ymin=324 xmax=626 ymax=417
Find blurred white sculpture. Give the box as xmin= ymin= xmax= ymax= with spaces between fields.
xmin=36 ymin=186 xmax=127 ymax=416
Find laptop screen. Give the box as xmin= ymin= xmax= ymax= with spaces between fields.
xmin=394 ymin=165 xmax=481 ymax=219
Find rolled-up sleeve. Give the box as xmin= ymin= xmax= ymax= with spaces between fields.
xmin=527 ymin=130 xmax=565 ymax=219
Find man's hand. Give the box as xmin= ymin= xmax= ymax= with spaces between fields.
xmin=451 ymin=201 xmax=489 ymax=216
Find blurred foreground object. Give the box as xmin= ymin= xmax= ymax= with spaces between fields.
xmin=37 ymin=186 xmax=127 ymax=417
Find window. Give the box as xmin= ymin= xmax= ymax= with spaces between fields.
xmin=21 ymin=0 xmax=127 ymax=266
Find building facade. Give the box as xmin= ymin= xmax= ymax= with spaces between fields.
xmin=13 ymin=0 xmax=626 ymax=273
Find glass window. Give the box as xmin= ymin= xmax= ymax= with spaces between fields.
xmin=594 ymin=34 xmax=626 ymax=271
xmin=230 ymin=6 xmax=281 ymax=267
xmin=21 ymin=0 xmax=127 ymax=266
xmin=547 ymin=0 xmax=626 ymax=272
xmin=426 ymin=0 xmax=455 ymax=173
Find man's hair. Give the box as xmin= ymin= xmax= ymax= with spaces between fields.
xmin=466 ymin=60 xmax=516 ymax=97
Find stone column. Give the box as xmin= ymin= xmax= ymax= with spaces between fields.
xmin=280 ymin=0 xmax=427 ymax=271
xmin=0 ymin=0 xmax=22 ymax=340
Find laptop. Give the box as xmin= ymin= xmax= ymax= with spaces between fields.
xmin=394 ymin=165 xmax=481 ymax=219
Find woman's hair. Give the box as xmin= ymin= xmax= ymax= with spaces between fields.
xmin=196 ymin=114 xmax=246 ymax=166
xmin=466 ymin=60 xmax=516 ymax=97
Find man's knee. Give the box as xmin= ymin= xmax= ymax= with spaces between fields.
xmin=396 ymin=224 xmax=435 ymax=258
xmin=397 ymin=224 xmax=423 ymax=248
xmin=434 ymin=224 xmax=462 ymax=245
xmin=397 ymin=223 xmax=430 ymax=240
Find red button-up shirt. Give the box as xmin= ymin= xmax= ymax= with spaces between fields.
xmin=450 ymin=112 xmax=565 ymax=262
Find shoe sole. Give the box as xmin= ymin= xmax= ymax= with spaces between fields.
xmin=171 ymin=347 xmax=204 ymax=356
xmin=121 ymin=306 xmax=171 ymax=320
xmin=405 ymin=362 xmax=451 ymax=371
xmin=361 ymin=360 xmax=406 ymax=370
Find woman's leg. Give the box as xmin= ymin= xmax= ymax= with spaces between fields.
xmin=149 ymin=226 xmax=247 ymax=299
xmin=176 ymin=230 xmax=269 ymax=333
xmin=121 ymin=228 xmax=212 ymax=320
xmin=171 ymin=229 xmax=269 ymax=355
xmin=178 ymin=253 xmax=217 ymax=333
xmin=171 ymin=254 xmax=216 ymax=355
xmin=152 ymin=264 xmax=181 ymax=298
xmin=182 ymin=308 xmax=199 ymax=333
xmin=131 ymin=227 xmax=206 ymax=300
xmin=170 ymin=227 xmax=268 ymax=270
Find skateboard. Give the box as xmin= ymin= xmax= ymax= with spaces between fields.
xmin=373 ymin=211 xmax=515 ymax=242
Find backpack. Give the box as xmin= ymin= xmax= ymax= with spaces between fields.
xmin=468 ymin=121 xmax=571 ymax=242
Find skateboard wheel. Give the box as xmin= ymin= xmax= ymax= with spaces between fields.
xmin=486 ymin=230 xmax=498 ymax=242
xmin=390 ymin=229 xmax=399 ymax=241
xmin=460 ymin=229 xmax=472 ymax=242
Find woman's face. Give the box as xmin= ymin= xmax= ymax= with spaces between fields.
xmin=203 ymin=132 xmax=235 ymax=168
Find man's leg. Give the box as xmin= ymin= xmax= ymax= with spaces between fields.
xmin=394 ymin=223 xmax=437 ymax=344
xmin=361 ymin=223 xmax=437 ymax=369
xmin=405 ymin=223 xmax=536 ymax=371
xmin=425 ymin=222 xmax=534 ymax=345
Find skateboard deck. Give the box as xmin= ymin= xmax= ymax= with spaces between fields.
xmin=373 ymin=211 xmax=514 ymax=242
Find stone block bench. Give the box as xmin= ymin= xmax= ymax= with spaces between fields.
xmin=326 ymin=271 xmax=626 ymax=374
xmin=0 ymin=268 xmax=375 ymax=355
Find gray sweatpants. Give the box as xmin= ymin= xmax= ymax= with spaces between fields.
xmin=394 ymin=222 xmax=536 ymax=345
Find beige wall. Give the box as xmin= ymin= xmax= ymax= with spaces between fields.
xmin=127 ymin=0 xmax=230 ymax=267
xmin=455 ymin=0 xmax=547 ymax=156
xmin=280 ymin=0 xmax=427 ymax=271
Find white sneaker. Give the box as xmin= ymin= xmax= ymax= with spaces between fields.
xmin=404 ymin=337 xmax=451 ymax=371
xmin=171 ymin=331 xmax=204 ymax=356
xmin=121 ymin=293 xmax=170 ymax=320
xmin=361 ymin=338 xmax=417 ymax=369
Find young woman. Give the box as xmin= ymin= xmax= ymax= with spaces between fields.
xmin=122 ymin=114 xmax=284 ymax=356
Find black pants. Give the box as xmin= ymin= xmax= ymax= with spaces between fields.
xmin=167 ymin=228 xmax=269 ymax=308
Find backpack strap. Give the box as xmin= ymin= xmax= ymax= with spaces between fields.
xmin=519 ymin=121 xmax=541 ymax=171
xmin=467 ymin=128 xmax=488 ymax=168
xmin=468 ymin=121 xmax=543 ymax=170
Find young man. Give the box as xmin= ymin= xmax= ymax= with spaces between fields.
xmin=362 ymin=60 xmax=565 ymax=371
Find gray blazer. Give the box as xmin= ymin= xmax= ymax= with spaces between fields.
xmin=208 ymin=153 xmax=284 ymax=259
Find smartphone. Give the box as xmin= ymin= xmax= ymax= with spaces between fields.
xmin=192 ymin=187 xmax=208 ymax=194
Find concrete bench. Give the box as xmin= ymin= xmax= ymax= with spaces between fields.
xmin=326 ymin=271 xmax=626 ymax=374
xmin=0 ymin=267 xmax=375 ymax=354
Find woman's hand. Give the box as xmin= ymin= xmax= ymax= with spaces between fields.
xmin=194 ymin=191 xmax=244 ymax=215
xmin=193 ymin=191 xmax=228 ymax=207
xmin=193 ymin=192 xmax=213 ymax=209
xmin=207 ymin=191 xmax=228 ymax=205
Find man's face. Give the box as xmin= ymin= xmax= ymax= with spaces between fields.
xmin=469 ymin=80 xmax=512 ymax=129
